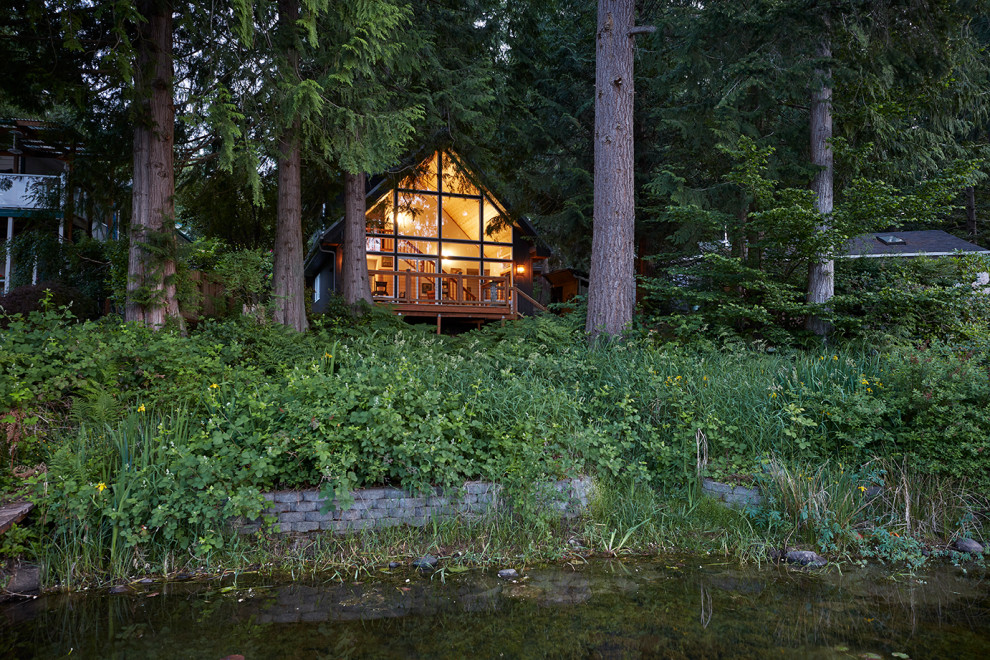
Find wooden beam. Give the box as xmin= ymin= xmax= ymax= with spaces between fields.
xmin=512 ymin=286 xmax=548 ymax=313
xmin=0 ymin=500 xmax=33 ymax=536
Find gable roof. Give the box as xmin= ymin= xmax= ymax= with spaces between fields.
xmin=304 ymin=149 xmax=549 ymax=276
xmin=843 ymin=230 xmax=989 ymax=258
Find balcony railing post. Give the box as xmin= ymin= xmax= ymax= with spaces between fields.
xmin=366 ymin=268 xmax=515 ymax=310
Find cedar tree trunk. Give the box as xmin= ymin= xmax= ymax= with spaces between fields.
xmin=586 ymin=0 xmax=636 ymax=340
xmin=272 ymin=116 xmax=308 ymax=331
xmin=341 ymin=172 xmax=372 ymax=305
xmin=271 ymin=0 xmax=308 ymax=332
xmin=805 ymin=37 xmax=834 ymax=336
xmin=126 ymin=0 xmax=180 ymax=329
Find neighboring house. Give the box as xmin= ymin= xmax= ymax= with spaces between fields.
xmin=842 ymin=229 xmax=990 ymax=291
xmin=545 ymin=268 xmax=588 ymax=304
xmin=1 ymin=118 xmax=116 ymax=294
xmin=305 ymin=150 xmax=555 ymax=327
xmin=843 ymin=230 xmax=989 ymax=259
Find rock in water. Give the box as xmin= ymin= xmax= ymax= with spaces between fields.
xmin=497 ymin=569 xmax=518 ymax=579
xmin=412 ymin=555 xmax=438 ymax=570
xmin=785 ymin=550 xmax=826 ymax=568
xmin=109 ymin=585 xmax=131 ymax=594
xmin=952 ymin=538 xmax=984 ymax=555
xmin=5 ymin=564 xmax=40 ymax=594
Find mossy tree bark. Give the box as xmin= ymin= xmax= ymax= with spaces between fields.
xmin=271 ymin=0 xmax=308 ymax=332
xmin=126 ymin=0 xmax=180 ymax=329
xmin=273 ymin=116 xmax=308 ymax=331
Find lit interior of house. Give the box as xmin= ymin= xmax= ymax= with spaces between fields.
xmin=364 ymin=152 xmax=514 ymax=305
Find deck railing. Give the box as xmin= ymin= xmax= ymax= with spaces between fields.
xmin=369 ymin=269 xmax=514 ymax=310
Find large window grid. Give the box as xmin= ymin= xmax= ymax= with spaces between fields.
xmin=366 ymin=152 xmax=513 ymax=304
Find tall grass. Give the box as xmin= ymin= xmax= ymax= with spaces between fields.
xmin=41 ymin=416 xmax=173 ymax=587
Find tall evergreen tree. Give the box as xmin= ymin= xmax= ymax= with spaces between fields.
xmin=271 ymin=0 xmax=310 ymax=331
xmin=126 ymin=0 xmax=181 ymax=328
xmin=805 ymin=21 xmax=834 ymax=336
xmin=586 ymin=0 xmax=653 ymax=339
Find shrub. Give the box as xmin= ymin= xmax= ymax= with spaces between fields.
xmin=0 ymin=281 xmax=98 ymax=324
xmin=2 ymin=309 xmax=988 ymax=580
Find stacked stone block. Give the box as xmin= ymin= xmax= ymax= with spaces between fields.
xmin=236 ymin=476 xmax=594 ymax=536
xmin=701 ymin=478 xmax=762 ymax=508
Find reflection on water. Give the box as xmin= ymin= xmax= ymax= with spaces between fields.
xmin=2 ymin=559 xmax=988 ymax=658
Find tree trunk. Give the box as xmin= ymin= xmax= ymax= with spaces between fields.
xmin=272 ymin=117 xmax=308 ymax=331
xmin=805 ymin=36 xmax=834 ymax=336
xmin=342 ymin=172 xmax=372 ymax=305
xmin=126 ymin=0 xmax=180 ymax=329
xmin=965 ymin=185 xmax=977 ymax=237
xmin=586 ymin=0 xmax=637 ymax=340
xmin=271 ymin=0 xmax=308 ymax=332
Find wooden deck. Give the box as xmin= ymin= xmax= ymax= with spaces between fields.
xmin=387 ymin=301 xmax=519 ymax=320
xmin=370 ymin=268 xmax=519 ymax=322
xmin=367 ymin=270 xmax=547 ymax=328
xmin=0 ymin=500 xmax=33 ymax=536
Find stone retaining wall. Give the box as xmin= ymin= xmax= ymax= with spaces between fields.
xmin=237 ymin=476 xmax=594 ymax=535
xmin=702 ymin=478 xmax=762 ymax=508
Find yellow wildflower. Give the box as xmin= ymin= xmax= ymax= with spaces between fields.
xmin=867 ymin=388 xmax=873 ymax=393
xmin=858 ymin=486 xmax=866 ymax=493
xmin=210 ymin=383 xmax=219 ymax=389
xmin=770 ymin=392 xmax=777 ymax=399
xmin=324 ymin=352 xmax=332 ymax=359
xmin=137 ymin=404 xmax=146 ymax=413
xmin=833 ymin=355 xmax=838 ymax=361
xmin=97 ymin=482 xmax=107 ymax=492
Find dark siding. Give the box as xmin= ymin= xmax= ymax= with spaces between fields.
xmin=310 ymin=258 xmax=335 ymax=315
xmin=513 ymin=229 xmax=534 ymax=316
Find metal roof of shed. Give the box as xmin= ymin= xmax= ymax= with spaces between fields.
xmin=843 ymin=230 xmax=989 ymax=258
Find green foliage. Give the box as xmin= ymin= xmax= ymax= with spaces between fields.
xmin=40 ymin=410 xmax=274 ymax=579
xmin=213 ymin=248 xmax=273 ymax=313
xmin=832 ymin=254 xmax=990 ymax=343
xmin=0 ymin=281 xmax=97 ymax=324
xmin=751 ymin=457 xmax=880 ymax=553
xmin=1 ymin=307 xmax=988 ymax=578
xmin=644 ymin=135 xmax=989 ymax=345
xmin=0 ymin=523 xmax=37 ymax=560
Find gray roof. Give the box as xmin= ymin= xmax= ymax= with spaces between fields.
xmin=843 ymin=230 xmax=989 ymax=258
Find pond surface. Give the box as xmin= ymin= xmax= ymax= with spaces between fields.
xmin=2 ymin=558 xmax=988 ymax=659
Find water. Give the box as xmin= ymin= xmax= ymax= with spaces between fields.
xmin=2 ymin=559 xmax=988 ymax=658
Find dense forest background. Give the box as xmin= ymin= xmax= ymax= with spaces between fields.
xmin=3 ymin=2 xmax=990 ymax=578
xmin=2 ymin=0 xmax=989 ymax=342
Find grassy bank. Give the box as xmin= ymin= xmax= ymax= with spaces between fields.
xmin=2 ymin=307 xmax=989 ymax=589
xmin=15 ymin=469 xmax=986 ymax=593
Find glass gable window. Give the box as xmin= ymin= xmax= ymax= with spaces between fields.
xmin=397 ymin=192 xmax=438 ymax=238
xmin=368 ymin=151 xmax=515 ymax=303
xmin=441 ymin=195 xmax=481 ymax=241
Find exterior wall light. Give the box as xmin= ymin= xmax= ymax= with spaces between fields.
xmin=516 ymin=265 xmax=525 ymax=275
